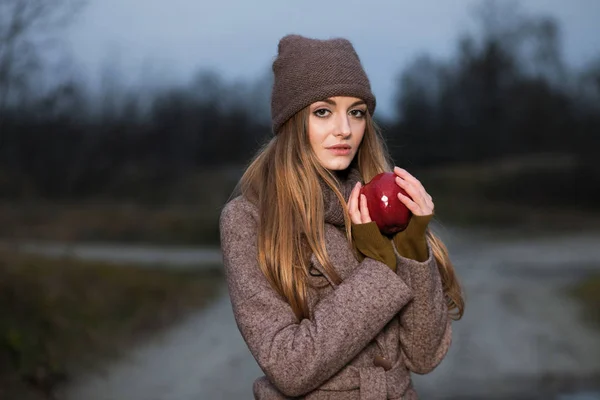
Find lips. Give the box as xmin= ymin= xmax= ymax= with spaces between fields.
xmin=326 ymin=145 xmax=352 ymax=156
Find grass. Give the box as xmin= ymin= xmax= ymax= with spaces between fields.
xmin=0 ymin=167 xmax=243 ymax=246
xmin=0 ymin=250 xmax=224 ymax=399
xmin=0 ymin=202 xmax=223 ymax=246
xmin=414 ymin=154 xmax=600 ymax=233
xmin=569 ymin=275 xmax=600 ymax=330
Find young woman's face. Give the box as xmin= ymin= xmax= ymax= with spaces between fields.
xmin=307 ymin=96 xmax=367 ymax=171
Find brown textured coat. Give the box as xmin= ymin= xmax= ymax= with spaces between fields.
xmin=219 ymin=172 xmax=451 ymax=399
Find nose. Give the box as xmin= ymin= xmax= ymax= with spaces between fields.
xmin=335 ymin=113 xmax=352 ymax=138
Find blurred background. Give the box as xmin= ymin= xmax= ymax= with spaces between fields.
xmin=1 ymin=0 xmax=599 ymax=399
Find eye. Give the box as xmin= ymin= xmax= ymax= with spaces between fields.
xmin=350 ymin=109 xmax=366 ymax=118
xmin=313 ymin=108 xmax=331 ymax=118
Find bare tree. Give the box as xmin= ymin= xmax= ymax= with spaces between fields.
xmin=0 ymin=0 xmax=85 ymax=119
xmin=391 ymin=0 xmax=586 ymax=164
xmin=471 ymin=0 xmax=565 ymax=84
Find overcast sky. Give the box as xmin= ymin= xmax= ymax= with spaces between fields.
xmin=63 ymin=0 xmax=600 ymax=117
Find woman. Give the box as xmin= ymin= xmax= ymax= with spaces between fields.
xmin=220 ymin=34 xmax=464 ymax=399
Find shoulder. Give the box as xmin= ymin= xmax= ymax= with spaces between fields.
xmin=220 ymin=195 xmax=260 ymax=234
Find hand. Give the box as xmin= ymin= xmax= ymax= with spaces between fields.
xmin=347 ymin=182 xmax=372 ymax=224
xmin=393 ymin=166 xmax=434 ymax=216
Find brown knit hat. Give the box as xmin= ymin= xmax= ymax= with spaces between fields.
xmin=271 ymin=34 xmax=376 ymax=134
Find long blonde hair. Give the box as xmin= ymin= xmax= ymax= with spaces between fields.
xmin=239 ymin=107 xmax=464 ymax=321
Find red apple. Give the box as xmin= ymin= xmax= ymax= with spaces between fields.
xmin=360 ymin=172 xmax=412 ymax=235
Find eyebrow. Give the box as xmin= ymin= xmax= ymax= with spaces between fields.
xmin=319 ymin=99 xmax=366 ymax=108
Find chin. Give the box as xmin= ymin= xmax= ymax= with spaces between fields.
xmin=323 ymin=158 xmax=352 ymax=171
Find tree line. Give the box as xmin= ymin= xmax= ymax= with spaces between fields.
xmin=0 ymin=0 xmax=598 ymax=201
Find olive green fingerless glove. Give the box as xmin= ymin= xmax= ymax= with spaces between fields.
xmin=351 ymin=222 xmax=397 ymax=271
xmin=392 ymin=214 xmax=433 ymax=262
xmin=352 ymin=214 xmax=433 ymax=270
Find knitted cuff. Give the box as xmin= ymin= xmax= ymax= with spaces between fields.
xmin=352 ymin=222 xmax=397 ymax=271
xmin=392 ymin=214 xmax=433 ymax=262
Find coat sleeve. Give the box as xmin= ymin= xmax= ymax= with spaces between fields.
xmin=220 ymin=198 xmax=414 ymax=397
xmin=394 ymin=243 xmax=452 ymax=374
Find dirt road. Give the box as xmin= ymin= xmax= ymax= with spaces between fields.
xmin=59 ymin=228 xmax=600 ymax=399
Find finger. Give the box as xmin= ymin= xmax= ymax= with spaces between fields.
xmin=421 ymin=195 xmax=434 ymax=214
xmin=359 ymin=194 xmax=372 ymax=223
xmin=397 ymin=191 xmax=434 ymax=215
xmin=394 ymin=166 xmax=431 ymax=203
xmin=394 ymin=167 xmax=423 ymax=191
xmin=395 ymin=176 xmax=426 ymax=207
xmin=397 ymin=191 xmax=426 ymax=215
xmin=348 ymin=182 xmax=361 ymax=224
xmin=425 ymin=194 xmax=434 ymax=211
xmin=347 ymin=183 xmax=356 ymax=217
xmin=395 ymin=172 xmax=431 ymax=206
xmin=418 ymin=190 xmax=434 ymax=210
xmin=393 ymin=166 xmax=421 ymax=187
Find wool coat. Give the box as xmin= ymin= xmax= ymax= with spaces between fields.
xmin=219 ymin=170 xmax=452 ymax=399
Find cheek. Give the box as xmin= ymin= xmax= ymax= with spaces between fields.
xmin=308 ymin=118 xmax=330 ymax=145
xmin=353 ymin=121 xmax=366 ymax=143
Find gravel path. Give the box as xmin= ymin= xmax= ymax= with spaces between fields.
xmin=57 ymin=229 xmax=600 ymax=399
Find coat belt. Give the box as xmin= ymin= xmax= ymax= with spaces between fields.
xmin=254 ymin=360 xmax=414 ymax=399
xmin=317 ymin=358 xmax=408 ymax=399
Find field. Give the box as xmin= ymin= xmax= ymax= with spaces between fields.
xmin=0 ymin=250 xmax=223 ymax=399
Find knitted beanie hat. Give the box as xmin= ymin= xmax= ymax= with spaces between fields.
xmin=271 ymin=34 xmax=376 ymax=134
